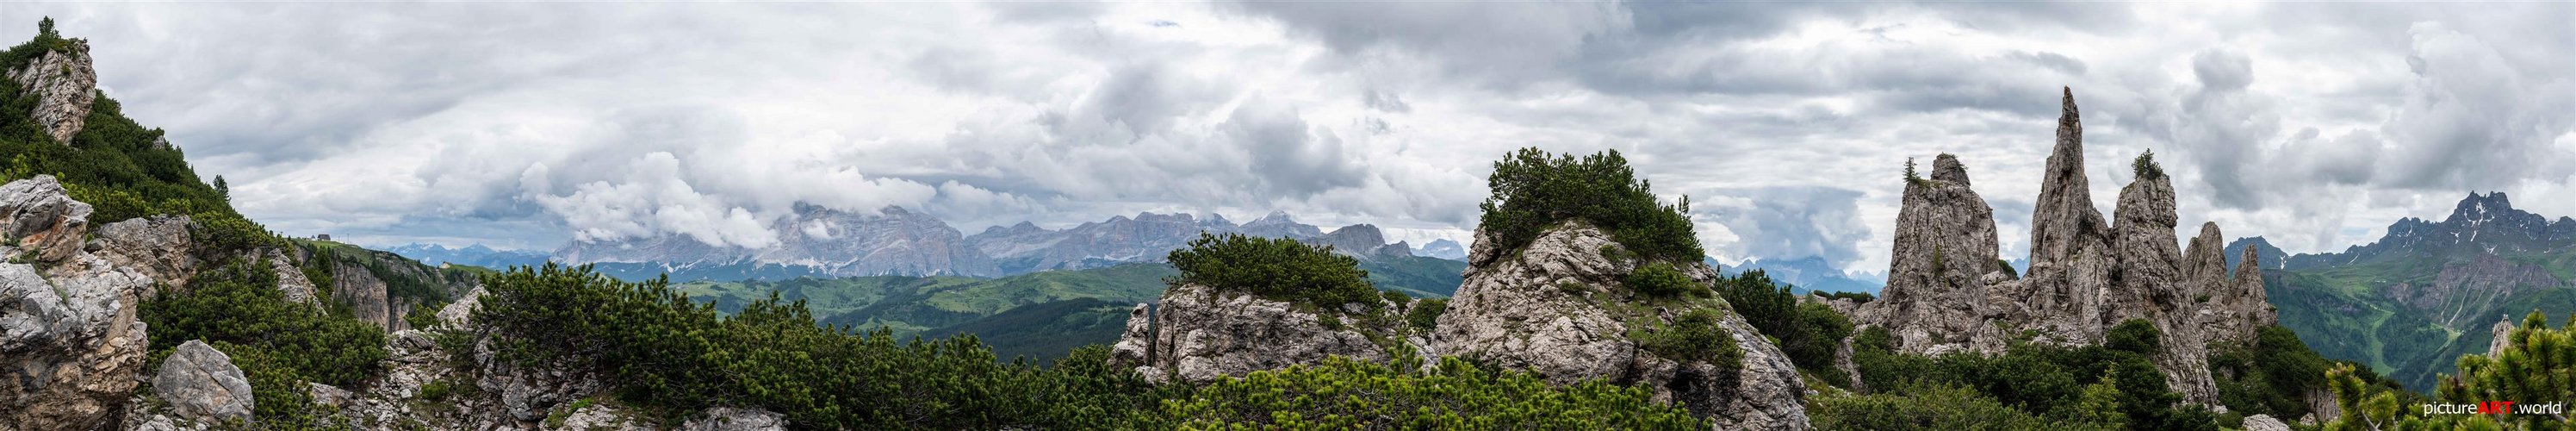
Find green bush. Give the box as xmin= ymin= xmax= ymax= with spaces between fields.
xmin=1478 ymin=147 xmax=1702 ymax=263
xmin=475 ymin=263 xmax=1170 ymax=428
xmin=1165 ymin=233 xmax=1381 ymax=311
xmin=209 ymin=341 xmax=336 ymax=427
xmin=1850 ymin=320 xmax=2219 ymax=430
xmin=2210 ymin=325 xmax=2338 ymax=420
xmin=2318 ymin=310 xmax=2576 ymax=429
xmin=1160 ymin=355 xmax=1704 ymax=429
xmin=1811 ymin=384 xmax=2075 ymax=430
xmin=1633 ymin=309 xmax=1741 ymax=370
xmin=1625 ymin=261 xmax=1700 ymax=298
xmin=1406 ymin=297 xmax=1449 ymax=332
xmin=1809 ymin=290 xmax=1875 ymax=303
xmin=1715 ymin=270 xmax=1853 ymax=386
xmin=140 ymin=259 xmax=387 ymax=387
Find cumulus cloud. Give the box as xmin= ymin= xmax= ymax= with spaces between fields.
xmin=1696 ymin=187 xmax=1874 ymax=271
xmin=522 ymin=153 xmax=778 ymax=248
xmin=3 ymin=2 xmax=2566 ymax=263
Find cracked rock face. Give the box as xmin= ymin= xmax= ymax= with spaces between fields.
xmin=3 ymin=41 xmax=96 ymax=145
xmin=152 ymin=340 xmax=256 ymax=422
xmin=1434 ymin=222 xmax=1810 ymax=430
xmin=0 ymin=176 xmax=152 ymax=431
xmin=91 ymin=215 xmax=199 ymax=287
xmin=0 ymin=175 xmax=93 ymax=264
xmin=1851 ymin=90 xmax=2275 ymax=408
xmin=1108 ymin=283 xmax=1406 ymax=384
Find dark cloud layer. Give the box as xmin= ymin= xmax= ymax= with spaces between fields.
xmin=1 ymin=3 xmax=2567 ymax=278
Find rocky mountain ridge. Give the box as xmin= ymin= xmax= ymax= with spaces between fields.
xmin=1843 ymin=89 xmax=2277 ymax=408
xmin=547 ymin=207 xmax=1433 ymax=280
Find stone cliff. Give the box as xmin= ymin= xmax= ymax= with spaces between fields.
xmin=1849 ymin=89 xmax=2275 ymax=407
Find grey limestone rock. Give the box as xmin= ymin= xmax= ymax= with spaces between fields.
xmin=152 ymin=340 xmax=256 ymax=423
xmin=0 ymin=259 xmax=149 ymax=430
xmin=1435 ymin=222 xmax=1809 ymax=430
xmin=1107 ymin=283 xmax=1406 ymax=384
xmin=680 ymin=407 xmax=788 ymax=431
xmin=1848 ymin=90 xmax=2274 ymax=409
xmin=0 ymin=175 xmax=93 ymax=264
xmin=90 ymin=215 xmax=198 ymax=287
xmin=3 ymin=41 xmax=96 ymax=145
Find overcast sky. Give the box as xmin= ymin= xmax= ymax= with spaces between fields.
xmin=4 ymin=3 xmax=2570 ymax=278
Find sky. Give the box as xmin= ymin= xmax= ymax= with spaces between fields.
xmin=3 ymin=3 xmax=2570 ymax=278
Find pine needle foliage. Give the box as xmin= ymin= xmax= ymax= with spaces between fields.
xmin=1478 ymin=147 xmax=1702 ymax=263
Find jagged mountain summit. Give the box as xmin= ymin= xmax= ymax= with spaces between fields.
xmin=1842 ymin=89 xmax=2276 ymax=407
xmin=1414 ymin=238 xmax=1467 ymax=260
xmin=556 ymin=204 xmax=1002 ymax=278
xmin=386 ymin=243 xmax=549 ymax=268
xmin=2255 ymin=191 xmax=2575 ymax=390
xmin=543 ymin=206 xmax=1436 ymax=281
xmin=2285 ymin=191 xmax=2575 ymax=270
xmin=2224 ymin=236 xmax=2288 ymax=272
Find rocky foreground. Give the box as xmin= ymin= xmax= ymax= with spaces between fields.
xmin=1110 ymin=220 xmax=1812 ymax=430
xmin=0 ymin=174 xmax=784 ymax=430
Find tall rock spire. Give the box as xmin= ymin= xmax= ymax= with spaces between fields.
xmin=2029 ymin=87 xmax=2107 ymax=268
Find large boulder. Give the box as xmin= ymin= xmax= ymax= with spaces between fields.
xmin=0 ymin=258 xmax=151 ymax=430
xmin=152 ymin=340 xmax=256 ymax=423
xmin=0 ymin=175 xmax=93 ymax=264
xmin=1107 ymin=283 xmax=1407 ymax=384
xmin=1434 ymin=221 xmax=1809 ymax=430
xmin=434 ymin=286 xmax=487 ymax=329
xmin=3 ymin=40 xmax=97 ymax=145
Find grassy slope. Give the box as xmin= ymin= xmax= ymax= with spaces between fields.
xmin=2270 ymin=251 xmax=2576 ymax=391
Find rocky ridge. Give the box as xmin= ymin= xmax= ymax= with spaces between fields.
xmin=1434 ymin=221 xmax=1810 ymax=430
xmin=1847 ymin=89 xmax=2275 ymax=407
xmin=1107 ymin=283 xmax=1421 ymax=384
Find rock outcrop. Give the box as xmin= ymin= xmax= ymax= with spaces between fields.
xmin=330 ymin=259 xmax=398 ymax=331
xmin=0 ymin=177 xmax=153 ymax=431
xmin=3 ymin=39 xmax=96 ymax=144
xmin=1108 ymin=283 xmax=1412 ymax=384
xmin=90 ymin=215 xmax=200 ymax=286
xmin=1849 ymin=90 xmax=2275 ymax=407
xmin=1435 ymin=221 xmax=1809 ymax=430
xmin=152 ymin=340 xmax=256 ymax=422
xmin=0 ymin=175 xmax=93 ymax=264
xmin=1862 ymin=154 xmax=2008 ymax=355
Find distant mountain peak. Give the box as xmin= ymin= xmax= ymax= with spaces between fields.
xmin=2446 ymin=191 xmax=2521 ymax=224
xmin=1249 ymin=210 xmax=1296 ymax=225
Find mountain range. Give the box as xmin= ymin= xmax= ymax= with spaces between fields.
xmin=1717 ymin=256 xmax=1887 ymax=293
xmin=2257 ymin=191 xmax=2576 ymax=390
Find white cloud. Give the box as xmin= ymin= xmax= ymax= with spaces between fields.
xmin=1 ymin=2 xmax=2563 ymax=264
